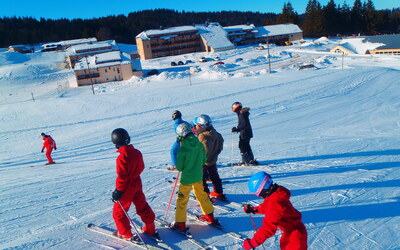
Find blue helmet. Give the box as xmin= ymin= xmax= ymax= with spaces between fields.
xmin=248 ymin=172 xmax=273 ymax=197
xmin=193 ymin=114 xmax=212 ymax=128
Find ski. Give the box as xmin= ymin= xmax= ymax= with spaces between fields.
xmin=132 ymin=219 xmax=174 ymax=250
xmin=185 ymin=211 xmax=244 ymax=240
xmin=231 ymin=163 xmax=274 ymax=168
xmin=87 ymin=223 xmax=163 ymax=250
xmin=154 ymin=218 xmax=212 ymax=250
xmin=209 ymin=196 xmax=243 ymax=209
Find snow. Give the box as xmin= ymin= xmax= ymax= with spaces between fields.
xmin=1 ymin=37 xmax=400 ymax=250
xmin=136 ymin=26 xmax=199 ymax=40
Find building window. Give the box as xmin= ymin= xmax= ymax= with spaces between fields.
xmin=117 ymin=68 xmax=120 ymax=74
xmin=105 ymin=69 xmax=107 ymax=73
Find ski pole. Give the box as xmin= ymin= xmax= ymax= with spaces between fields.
xmin=117 ymin=200 xmax=149 ymax=249
xmin=231 ymin=132 xmax=235 ymax=167
xmin=164 ymin=171 xmax=181 ymax=221
xmin=248 ymin=214 xmax=266 ymax=250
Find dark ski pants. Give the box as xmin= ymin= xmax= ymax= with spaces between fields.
xmin=202 ymin=164 xmax=223 ymax=194
xmin=239 ymin=138 xmax=254 ymax=163
xmin=112 ymin=179 xmax=155 ymax=238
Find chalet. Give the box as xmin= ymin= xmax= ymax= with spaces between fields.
xmin=72 ymin=51 xmax=142 ymax=87
xmin=66 ymin=40 xmax=120 ymax=68
xmin=330 ymin=43 xmax=357 ymax=55
xmin=365 ymin=34 xmax=400 ymax=56
xmin=136 ymin=26 xmax=202 ymax=60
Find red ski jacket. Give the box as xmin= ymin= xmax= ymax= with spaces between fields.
xmin=115 ymin=145 xmax=144 ymax=192
xmin=251 ymin=186 xmax=308 ymax=250
xmin=42 ymin=136 xmax=56 ymax=150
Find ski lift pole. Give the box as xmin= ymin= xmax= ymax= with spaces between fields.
xmin=117 ymin=200 xmax=149 ymax=249
xmin=164 ymin=171 xmax=181 ymax=221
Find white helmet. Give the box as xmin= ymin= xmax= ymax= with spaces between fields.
xmin=176 ymin=122 xmax=192 ymax=138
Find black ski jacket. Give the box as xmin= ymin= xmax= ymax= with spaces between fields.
xmin=235 ymin=107 xmax=253 ymax=140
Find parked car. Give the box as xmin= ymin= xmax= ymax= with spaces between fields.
xmin=178 ymin=61 xmax=184 ymax=65
xmin=171 ymin=62 xmax=177 ymax=66
xmin=235 ymin=58 xmax=243 ymax=62
xmin=185 ymin=60 xmax=194 ymax=64
xmin=256 ymin=46 xmax=265 ymax=50
xmin=147 ymin=69 xmax=159 ymax=76
xmin=213 ymin=62 xmax=225 ymax=65
xmin=213 ymin=56 xmax=221 ymax=61
xmin=199 ymin=57 xmax=207 ymax=62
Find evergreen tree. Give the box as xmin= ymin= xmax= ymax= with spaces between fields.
xmin=277 ymin=2 xmax=299 ymax=24
xmin=302 ymin=0 xmax=324 ymax=36
xmin=351 ymin=0 xmax=365 ymax=33
xmin=323 ymin=0 xmax=339 ymax=35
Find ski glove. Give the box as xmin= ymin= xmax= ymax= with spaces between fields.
xmin=243 ymin=238 xmax=259 ymax=250
xmin=54 ymin=147 xmax=57 ymax=150
xmin=41 ymin=149 xmax=44 ymax=153
xmin=112 ymin=189 xmax=124 ymax=202
xmin=243 ymin=204 xmax=257 ymax=214
xmin=231 ymin=127 xmax=238 ymax=132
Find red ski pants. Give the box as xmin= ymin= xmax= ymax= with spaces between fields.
xmin=112 ymin=179 xmax=155 ymax=238
xmin=45 ymin=148 xmax=53 ymax=163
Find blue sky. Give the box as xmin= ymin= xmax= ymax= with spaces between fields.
xmin=1 ymin=0 xmax=398 ymax=19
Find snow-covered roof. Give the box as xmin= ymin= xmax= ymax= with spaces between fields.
xmin=363 ymin=34 xmax=400 ymax=50
xmin=196 ymin=23 xmax=235 ymax=50
xmin=42 ymin=38 xmax=97 ymax=48
xmin=74 ymin=51 xmax=131 ymax=71
xmin=136 ymin=26 xmax=199 ymax=40
xmin=224 ymin=24 xmax=256 ymax=33
xmin=341 ymin=37 xmax=385 ymax=54
xmin=66 ymin=40 xmax=119 ymax=56
xmin=258 ymin=23 xmax=302 ymax=37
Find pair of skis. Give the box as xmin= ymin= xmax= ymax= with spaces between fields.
xmin=87 ymin=223 xmax=170 ymax=250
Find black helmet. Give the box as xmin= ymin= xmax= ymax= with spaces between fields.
xmin=172 ymin=110 xmax=182 ymax=120
xmin=111 ymin=128 xmax=131 ymax=148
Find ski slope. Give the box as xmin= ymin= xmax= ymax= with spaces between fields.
xmin=0 ymin=38 xmax=400 ymax=249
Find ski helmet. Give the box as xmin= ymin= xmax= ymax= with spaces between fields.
xmin=172 ymin=110 xmax=182 ymax=120
xmin=193 ymin=114 xmax=212 ymax=128
xmin=176 ymin=122 xmax=192 ymax=139
xmin=248 ymin=171 xmax=273 ymax=197
xmin=232 ymin=102 xmax=242 ymax=112
xmin=111 ymin=128 xmax=131 ymax=147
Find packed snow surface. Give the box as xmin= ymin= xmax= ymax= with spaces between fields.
xmin=1 ymin=38 xmax=400 ymax=249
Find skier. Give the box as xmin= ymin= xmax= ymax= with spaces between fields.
xmin=41 ymin=132 xmax=56 ymax=164
xmin=231 ymin=102 xmax=258 ymax=165
xmin=110 ymin=128 xmax=156 ymax=240
xmin=169 ymin=123 xmax=217 ymax=231
xmin=242 ymin=172 xmax=308 ymax=250
xmin=193 ymin=114 xmax=226 ymax=200
xmin=169 ymin=110 xmax=187 ymax=171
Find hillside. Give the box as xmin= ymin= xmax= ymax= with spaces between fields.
xmin=0 ymin=38 xmax=400 ymax=249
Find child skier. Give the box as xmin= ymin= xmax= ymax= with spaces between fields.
xmin=170 ymin=123 xmax=217 ymax=231
xmin=193 ymin=114 xmax=226 ymax=200
xmin=231 ymin=102 xmax=258 ymax=165
xmin=110 ymin=128 xmax=156 ymax=240
xmin=242 ymin=171 xmax=308 ymax=250
xmin=41 ymin=132 xmax=57 ymax=164
xmin=169 ymin=110 xmax=186 ymax=170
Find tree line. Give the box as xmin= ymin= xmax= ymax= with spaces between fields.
xmin=0 ymin=0 xmax=399 ymax=48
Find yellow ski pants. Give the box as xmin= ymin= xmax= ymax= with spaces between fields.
xmin=175 ymin=181 xmax=214 ymax=222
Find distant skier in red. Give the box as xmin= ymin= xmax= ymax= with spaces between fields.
xmin=110 ymin=128 xmax=156 ymax=240
xmin=41 ymin=132 xmax=56 ymax=164
xmin=243 ymin=172 xmax=308 ymax=250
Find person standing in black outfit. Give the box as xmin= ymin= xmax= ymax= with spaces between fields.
xmin=231 ymin=102 xmax=258 ymax=165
